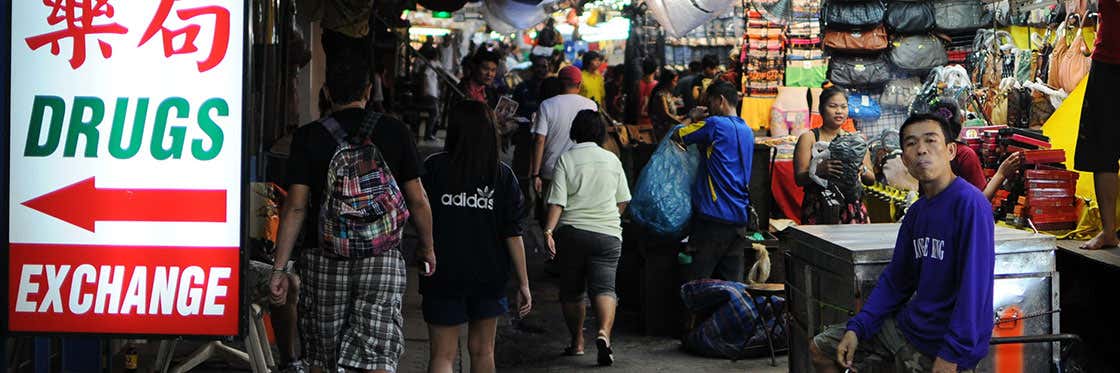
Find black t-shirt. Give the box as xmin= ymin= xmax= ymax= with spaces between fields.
xmin=419 ymin=152 xmax=524 ymax=298
xmin=285 ymin=108 xmax=422 ymax=250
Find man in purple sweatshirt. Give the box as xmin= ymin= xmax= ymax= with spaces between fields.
xmin=810 ymin=114 xmax=996 ymax=373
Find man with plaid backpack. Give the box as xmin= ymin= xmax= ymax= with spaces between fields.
xmin=271 ymin=58 xmax=436 ymax=373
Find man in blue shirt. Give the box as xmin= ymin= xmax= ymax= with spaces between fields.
xmin=674 ymin=81 xmax=754 ymax=282
xmin=810 ymin=114 xmax=996 ymax=373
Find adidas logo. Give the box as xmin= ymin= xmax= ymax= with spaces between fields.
xmin=441 ymin=186 xmax=495 ymax=210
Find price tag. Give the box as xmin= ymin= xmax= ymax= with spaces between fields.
xmin=862 ymin=95 xmax=871 ymax=106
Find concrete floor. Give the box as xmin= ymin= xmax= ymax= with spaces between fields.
xmin=107 ymin=134 xmax=788 ymax=372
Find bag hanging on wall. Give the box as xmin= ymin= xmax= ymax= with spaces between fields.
xmin=934 ymin=0 xmax=993 ymax=32
xmin=1055 ymin=14 xmax=1091 ymax=92
xmin=889 ymin=34 xmax=950 ymax=71
xmin=848 ymin=93 xmax=883 ymax=121
xmin=988 ymin=0 xmax=1012 ymax=26
xmin=1011 ymin=0 xmax=1061 ymax=27
xmin=990 ymin=78 xmax=1017 ymax=125
xmin=881 ymin=77 xmax=924 ymax=109
xmin=829 ymin=54 xmax=892 ymax=88
xmin=1006 ymin=84 xmax=1032 ymax=128
xmin=886 ymin=1 xmax=936 ymax=34
xmin=910 ymin=65 xmax=973 ymax=114
xmin=824 ymin=1 xmax=886 ymax=30
xmin=824 ymin=25 xmax=890 ymax=52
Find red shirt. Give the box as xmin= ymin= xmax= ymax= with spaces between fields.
xmin=464 ymin=81 xmax=488 ymax=103
xmin=951 ymin=145 xmax=987 ymax=192
xmin=1094 ymin=0 xmax=1120 ymax=64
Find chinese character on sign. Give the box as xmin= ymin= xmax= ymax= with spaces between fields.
xmin=139 ymin=0 xmax=231 ymax=72
xmin=24 ymin=0 xmax=130 ymax=69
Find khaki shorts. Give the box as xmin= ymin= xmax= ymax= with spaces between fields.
xmin=813 ymin=317 xmax=973 ymax=373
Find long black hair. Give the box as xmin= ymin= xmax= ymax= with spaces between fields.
xmin=444 ymin=101 xmax=501 ymax=191
xmin=652 ymin=68 xmax=678 ymax=95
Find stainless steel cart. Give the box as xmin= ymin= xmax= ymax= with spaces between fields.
xmin=784 ymin=223 xmax=1059 ymax=373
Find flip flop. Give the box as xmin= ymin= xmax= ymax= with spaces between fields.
xmin=563 ymin=346 xmax=585 ymax=356
xmin=596 ymin=336 xmax=614 ymax=366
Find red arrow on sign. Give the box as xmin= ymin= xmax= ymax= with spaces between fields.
xmin=21 ymin=177 xmax=227 ymax=232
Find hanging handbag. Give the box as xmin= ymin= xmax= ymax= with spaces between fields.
xmin=824 ymin=25 xmax=890 ymax=52
xmin=886 ymin=1 xmax=936 ymax=34
xmin=1011 ymin=0 xmax=1061 ymax=27
xmin=989 ymin=79 xmax=1015 ymax=125
xmin=823 ymin=1 xmax=886 ymax=30
xmin=829 ymin=54 xmax=892 ymax=88
xmin=889 ymin=34 xmax=950 ymax=71
xmin=848 ymin=93 xmax=883 ymax=121
xmin=1028 ymin=89 xmax=1055 ymax=129
xmin=882 ymin=77 xmax=924 ymax=109
xmin=934 ymin=0 xmax=993 ymax=32
xmin=1004 ymin=78 xmax=1030 ymax=128
xmin=988 ymin=0 xmax=1012 ymax=26
xmin=1013 ymin=48 xmax=1036 ymax=82
xmin=1047 ymin=17 xmax=1072 ymax=89
xmin=1057 ymin=14 xmax=1091 ymax=92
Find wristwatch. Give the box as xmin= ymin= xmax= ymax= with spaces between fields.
xmin=543 ymin=228 xmax=553 ymax=236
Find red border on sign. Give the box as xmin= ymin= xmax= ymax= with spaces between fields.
xmin=8 ymin=243 xmax=239 ymax=335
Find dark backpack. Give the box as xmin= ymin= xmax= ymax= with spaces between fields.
xmin=318 ymin=112 xmax=410 ymax=258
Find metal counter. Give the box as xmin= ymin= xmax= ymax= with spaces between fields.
xmin=784 ymin=223 xmax=1058 ymax=373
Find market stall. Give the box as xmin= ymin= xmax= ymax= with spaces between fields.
xmin=783 ymin=224 xmax=1059 ymax=372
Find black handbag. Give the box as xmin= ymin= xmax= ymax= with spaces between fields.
xmin=889 ymin=34 xmax=949 ymax=71
xmin=828 ymin=54 xmax=892 ymax=88
xmin=886 ymin=2 xmax=936 ymax=34
xmin=824 ymin=1 xmax=886 ymax=30
xmin=934 ymin=0 xmax=993 ymax=32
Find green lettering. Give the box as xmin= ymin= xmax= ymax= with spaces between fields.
xmin=24 ymin=95 xmax=66 ymax=157
xmin=64 ymin=96 xmax=104 ymax=158
xmin=108 ymin=98 xmax=149 ymax=159
xmin=151 ymin=97 xmax=189 ymax=160
xmin=192 ymin=98 xmax=227 ymax=161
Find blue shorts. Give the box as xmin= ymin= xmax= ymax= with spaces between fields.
xmin=422 ymin=295 xmax=508 ymax=326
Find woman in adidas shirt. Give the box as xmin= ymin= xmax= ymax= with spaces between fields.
xmin=421 ymin=101 xmax=532 ymax=373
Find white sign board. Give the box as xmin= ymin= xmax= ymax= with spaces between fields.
xmin=7 ymin=0 xmax=245 ymax=336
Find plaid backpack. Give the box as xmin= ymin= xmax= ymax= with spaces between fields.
xmin=318 ymin=111 xmax=409 ymax=258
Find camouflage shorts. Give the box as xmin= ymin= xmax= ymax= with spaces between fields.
xmin=813 ymin=317 xmax=973 ymax=373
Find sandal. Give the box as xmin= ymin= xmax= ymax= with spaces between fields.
xmin=596 ymin=336 xmax=614 ymax=366
xmin=563 ymin=345 xmax=585 ymax=356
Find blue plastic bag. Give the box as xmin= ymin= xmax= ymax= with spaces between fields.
xmin=630 ymin=125 xmax=701 ymax=237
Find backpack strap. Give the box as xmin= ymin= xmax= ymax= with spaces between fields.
xmin=320 ymin=116 xmax=348 ymax=145
xmin=353 ymin=110 xmax=384 ymax=144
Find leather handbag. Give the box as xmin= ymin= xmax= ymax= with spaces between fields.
xmin=1056 ymin=14 xmax=1091 ymax=92
xmin=828 ymin=54 xmax=892 ymax=88
xmin=934 ymin=0 xmax=992 ymax=32
xmin=824 ymin=25 xmax=889 ymax=52
xmin=824 ymin=1 xmax=886 ymax=30
xmin=886 ymin=1 xmax=936 ymax=34
xmin=889 ymin=34 xmax=949 ymax=71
